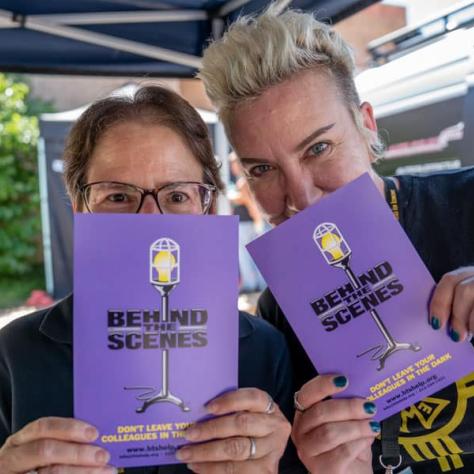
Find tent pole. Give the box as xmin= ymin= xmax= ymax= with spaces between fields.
xmin=19 ymin=14 xmax=203 ymax=69
xmin=211 ymin=17 xmax=231 ymax=215
xmin=37 ymin=137 xmax=55 ymax=295
xmin=30 ymin=10 xmax=208 ymax=25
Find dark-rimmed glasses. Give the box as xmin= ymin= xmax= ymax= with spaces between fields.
xmin=79 ymin=181 xmax=216 ymax=215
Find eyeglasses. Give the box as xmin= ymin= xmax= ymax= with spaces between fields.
xmin=79 ymin=181 xmax=216 ymax=215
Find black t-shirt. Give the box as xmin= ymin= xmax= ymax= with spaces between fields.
xmin=257 ymin=167 xmax=474 ymax=474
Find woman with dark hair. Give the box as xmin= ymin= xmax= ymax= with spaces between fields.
xmin=0 ymin=85 xmax=296 ymax=474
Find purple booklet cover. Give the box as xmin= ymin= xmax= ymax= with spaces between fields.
xmin=248 ymin=174 xmax=474 ymax=421
xmin=74 ymin=214 xmax=239 ymax=468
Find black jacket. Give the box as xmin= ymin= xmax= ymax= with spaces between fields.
xmin=0 ymin=294 xmax=303 ymax=473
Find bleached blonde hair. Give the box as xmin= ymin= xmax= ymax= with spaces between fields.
xmin=199 ymin=6 xmax=384 ymax=159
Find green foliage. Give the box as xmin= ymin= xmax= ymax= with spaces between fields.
xmin=0 ymin=269 xmax=44 ymax=308
xmin=0 ymin=74 xmax=52 ymax=278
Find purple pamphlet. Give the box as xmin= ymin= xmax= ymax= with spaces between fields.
xmin=74 ymin=214 xmax=239 ymax=468
xmin=248 ymin=173 xmax=474 ymax=421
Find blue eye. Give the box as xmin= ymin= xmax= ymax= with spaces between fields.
xmin=248 ymin=164 xmax=273 ymax=178
xmin=309 ymin=142 xmax=329 ymax=156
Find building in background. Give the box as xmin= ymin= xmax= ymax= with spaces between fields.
xmin=357 ymin=0 xmax=474 ymax=175
xmin=28 ymin=75 xmax=212 ymax=112
xmin=334 ymin=2 xmax=406 ymax=70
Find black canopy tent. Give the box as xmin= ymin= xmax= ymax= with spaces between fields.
xmin=0 ymin=0 xmax=377 ymax=77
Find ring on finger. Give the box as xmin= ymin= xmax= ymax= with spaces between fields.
xmin=247 ymin=436 xmax=257 ymax=459
xmin=293 ymin=391 xmax=305 ymax=412
xmin=264 ymin=395 xmax=275 ymax=414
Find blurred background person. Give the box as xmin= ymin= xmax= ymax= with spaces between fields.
xmin=228 ymin=152 xmax=267 ymax=294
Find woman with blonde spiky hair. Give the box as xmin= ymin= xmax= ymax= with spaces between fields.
xmin=200 ymin=5 xmax=474 ymax=474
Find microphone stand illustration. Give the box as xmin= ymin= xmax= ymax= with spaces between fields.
xmin=313 ymin=223 xmax=420 ymax=371
xmin=125 ymin=238 xmax=190 ymax=413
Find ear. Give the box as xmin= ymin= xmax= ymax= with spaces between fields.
xmin=359 ymin=101 xmax=377 ymax=133
xmin=71 ymin=199 xmax=82 ymax=213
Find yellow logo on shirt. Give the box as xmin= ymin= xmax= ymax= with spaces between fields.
xmin=399 ymin=373 xmax=474 ymax=472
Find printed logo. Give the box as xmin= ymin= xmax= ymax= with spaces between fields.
xmin=108 ymin=238 xmax=208 ymax=414
xmin=311 ymin=222 xmax=421 ymax=370
xmin=399 ymin=373 xmax=474 ymax=472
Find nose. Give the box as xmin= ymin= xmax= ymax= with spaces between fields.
xmin=138 ymin=194 xmax=162 ymax=214
xmin=283 ymin=164 xmax=321 ymax=213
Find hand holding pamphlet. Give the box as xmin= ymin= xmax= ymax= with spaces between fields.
xmin=74 ymin=214 xmax=238 ymax=467
xmin=248 ymin=173 xmax=474 ymax=420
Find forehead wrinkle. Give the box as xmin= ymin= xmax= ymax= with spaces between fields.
xmin=231 ymin=70 xmax=346 ymax=162
xmin=87 ymin=122 xmax=203 ymax=187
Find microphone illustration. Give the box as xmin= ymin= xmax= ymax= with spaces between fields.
xmin=313 ymin=222 xmax=421 ymax=371
xmin=125 ymin=237 xmax=190 ymax=413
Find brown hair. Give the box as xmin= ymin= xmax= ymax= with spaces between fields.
xmin=63 ymin=85 xmax=224 ymax=207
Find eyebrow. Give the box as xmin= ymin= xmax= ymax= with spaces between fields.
xmin=239 ymin=122 xmax=336 ymax=165
xmin=295 ymin=123 xmax=335 ymax=152
xmin=239 ymin=157 xmax=269 ymax=166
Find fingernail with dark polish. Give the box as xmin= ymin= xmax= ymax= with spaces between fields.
xmin=449 ymin=328 xmax=460 ymax=342
xmin=370 ymin=421 xmax=381 ymax=433
xmin=363 ymin=402 xmax=377 ymax=415
xmin=333 ymin=375 xmax=348 ymax=388
xmin=430 ymin=316 xmax=440 ymax=330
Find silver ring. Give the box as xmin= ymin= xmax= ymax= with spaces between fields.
xmin=248 ymin=436 xmax=257 ymax=459
xmin=293 ymin=391 xmax=305 ymax=412
xmin=264 ymin=395 xmax=275 ymax=414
